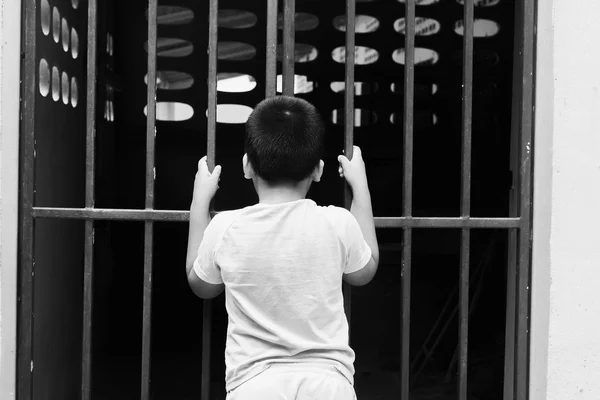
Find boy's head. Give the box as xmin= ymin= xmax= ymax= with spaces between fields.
xmin=244 ymin=96 xmax=325 ymax=184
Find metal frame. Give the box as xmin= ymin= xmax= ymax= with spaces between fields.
xmin=17 ymin=0 xmax=536 ymax=399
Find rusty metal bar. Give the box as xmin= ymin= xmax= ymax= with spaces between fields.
xmin=17 ymin=0 xmax=37 ymax=398
xmin=458 ymin=230 xmax=470 ymax=399
xmin=31 ymin=208 xmax=521 ymax=228
xmin=202 ymin=1 xmax=219 ymax=399
xmin=30 ymin=207 xmax=520 ymax=227
xmin=266 ymin=0 xmax=278 ymax=97
xmin=207 ymin=0 xmax=218 ymax=171
xmin=458 ymin=1 xmax=474 ymax=398
xmin=141 ymin=1 xmax=158 ymax=398
xmin=282 ymin=0 xmax=295 ymax=96
xmin=401 ymin=1 xmax=415 ymax=399
xmin=82 ymin=0 xmax=99 ymax=398
xmin=515 ymin=0 xmax=535 ymax=397
xmin=504 ymin=0 xmax=526 ymax=394
xmin=343 ymin=0 xmax=356 ymax=338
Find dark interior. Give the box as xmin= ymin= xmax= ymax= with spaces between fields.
xmin=31 ymin=0 xmax=517 ymax=399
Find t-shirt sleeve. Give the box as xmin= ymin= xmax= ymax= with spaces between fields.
xmin=192 ymin=214 xmax=227 ymax=285
xmin=340 ymin=210 xmax=373 ymax=275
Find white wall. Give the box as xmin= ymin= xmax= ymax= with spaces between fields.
xmin=0 ymin=1 xmax=22 ymax=399
xmin=531 ymin=1 xmax=600 ymax=399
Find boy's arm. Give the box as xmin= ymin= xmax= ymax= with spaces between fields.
xmin=338 ymin=146 xmax=380 ymax=286
xmin=185 ymin=157 xmax=224 ymax=299
xmin=344 ymin=186 xmax=379 ymax=286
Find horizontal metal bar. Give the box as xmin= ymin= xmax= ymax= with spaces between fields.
xmin=32 ymin=207 xmax=521 ymax=228
xmin=376 ymin=217 xmax=520 ymax=229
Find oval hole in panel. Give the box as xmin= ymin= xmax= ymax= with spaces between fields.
xmin=144 ymin=38 xmax=194 ymax=58
xmin=218 ymin=73 xmax=257 ymax=93
xmin=330 ymin=81 xmax=378 ymax=95
xmin=107 ymin=33 xmax=114 ymax=56
xmin=108 ymin=101 xmax=115 ymax=121
xmin=395 ymin=17 xmax=441 ymax=36
xmin=71 ymin=77 xmax=78 ymax=107
xmin=276 ymin=75 xmax=314 ymax=94
xmin=41 ymin=0 xmax=51 ymax=35
xmin=218 ymin=9 xmax=258 ymax=29
xmin=333 ymin=15 xmax=380 ymax=33
xmin=207 ymin=104 xmax=253 ymax=124
xmin=397 ymin=0 xmax=440 ymax=4
xmin=331 ymin=109 xmax=377 ymax=127
xmin=52 ymin=7 xmax=60 ymax=43
xmin=145 ymin=71 xmax=195 ymax=90
xmin=457 ymin=0 xmax=501 ymax=6
xmin=277 ymin=43 xmax=318 ymax=63
xmin=39 ymin=59 xmax=50 ymax=97
xmin=51 ymin=66 xmax=60 ymax=101
xmin=61 ymin=71 xmax=70 ymax=105
xmin=391 ymin=82 xmax=438 ymax=96
xmin=392 ymin=48 xmax=439 ymax=66
xmin=145 ymin=6 xmax=194 ymax=25
xmin=390 ymin=112 xmax=438 ymax=127
xmin=218 ymin=41 xmax=257 ymax=61
xmin=278 ymin=12 xmax=319 ymax=31
xmin=455 ymin=19 xmax=500 ymax=37
xmin=62 ymin=18 xmax=70 ymax=52
xmin=71 ymin=28 xmax=79 ymax=58
xmin=145 ymin=102 xmax=195 ymax=121
xmin=332 ymin=46 xmax=379 ymax=65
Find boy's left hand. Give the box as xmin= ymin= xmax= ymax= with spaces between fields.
xmin=192 ymin=156 xmax=222 ymax=205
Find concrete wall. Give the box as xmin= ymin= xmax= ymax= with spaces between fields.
xmin=530 ymin=1 xmax=600 ymax=399
xmin=0 ymin=1 xmax=22 ymax=399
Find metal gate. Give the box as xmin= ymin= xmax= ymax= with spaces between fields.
xmin=18 ymin=0 xmax=535 ymax=399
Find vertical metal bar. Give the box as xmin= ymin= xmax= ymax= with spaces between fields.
xmin=401 ymin=1 xmax=415 ymax=399
xmin=458 ymin=1 xmax=474 ymax=399
xmin=460 ymin=0 xmax=474 ymax=219
xmin=202 ymin=1 xmax=219 ymax=399
xmin=458 ymin=230 xmax=470 ymax=399
xmin=82 ymin=0 xmax=99 ymax=398
xmin=18 ymin=1 xmax=37 ymax=398
xmin=265 ymin=0 xmax=278 ymax=97
xmin=343 ymin=0 xmax=356 ymax=335
xmin=282 ymin=0 xmax=295 ymax=96
xmin=141 ymin=0 xmax=158 ymax=399
xmin=503 ymin=1 xmax=524 ymax=391
xmin=207 ymin=0 xmax=218 ymax=171
xmin=515 ymin=0 xmax=535 ymax=397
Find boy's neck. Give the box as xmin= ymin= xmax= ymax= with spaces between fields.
xmin=253 ymin=178 xmax=311 ymax=205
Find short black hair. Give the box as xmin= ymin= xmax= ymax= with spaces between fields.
xmin=245 ymin=96 xmax=325 ymax=183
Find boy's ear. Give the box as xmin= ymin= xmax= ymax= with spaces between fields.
xmin=311 ymin=160 xmax=325 ymax=182
xmin=242 ymin=153 xmax=255 ymax=179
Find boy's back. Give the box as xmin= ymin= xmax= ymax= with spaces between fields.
xmin=194 ymin=199 xmax=371 ymax=393
xmin=185 ymin=96 xmax=379 ymax=399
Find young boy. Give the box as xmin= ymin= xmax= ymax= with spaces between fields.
xmin=185 ymin=96 xmax=379 ymax=399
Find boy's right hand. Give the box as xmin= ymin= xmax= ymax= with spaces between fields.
xmin=192 ymin=156 xmax=222 ymax=206
xmin=338 ymin=146 xmax=369 ymax=192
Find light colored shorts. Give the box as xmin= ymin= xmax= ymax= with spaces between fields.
xmin=226 ymin=363 xmax=357 ymax=400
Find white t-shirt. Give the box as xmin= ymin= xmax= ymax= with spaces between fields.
xmin=193 ymin=199 xmax=372 ymax=392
